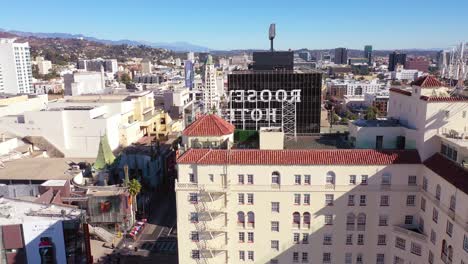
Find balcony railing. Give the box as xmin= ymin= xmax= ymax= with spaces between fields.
xmin=393 ymin=225 xmax=427 ymax=242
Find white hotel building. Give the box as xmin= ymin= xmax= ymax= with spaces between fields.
xmin=0 ymin=38 xmax=33 ymax=94
xmin=175 ymin=76 xmax=468 ymax=264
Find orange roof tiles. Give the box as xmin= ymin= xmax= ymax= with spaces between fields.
xmin=177 ymin=149 xmax=421 ymax=165
xmin=183 ymin=114 xmax=235 ymax=137
xmin=411 ymin=75 xmax=443 ymax=88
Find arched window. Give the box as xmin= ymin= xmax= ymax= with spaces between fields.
xmin=346 ymin=213 xmax=355 ymax=230
xmin=326 ymin=171 xmax=335 ymax=184
xmin=357 ymin=213 xmax=366 ymax=231
xmin=303 ymin=212 xmax=311 ymax=228
xmin=247 ymin=211 xmax=255 ymax=227
xmin=272 ymin=171 xmax=281 ymax=185
xmin=382 ymin=173 xmax=391 ymax=185
xmin=293 ymin=212 xmax=301 ymax=228
xmin=237 ymin=211 xmax=245 ymax=222
xmin=447 ymin=245 xmax=453 ymax=261
xmin=436 ymin=184 xmax=441 ymax=200
xmin=449 ymin=195 xmax=456 ymax=211
xmin=441 ymin=239 xmax=447 ymax=257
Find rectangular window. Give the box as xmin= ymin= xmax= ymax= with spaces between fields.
xmin=348 ymin=195 xmax=355 ymax=206
xmin=239 ymin=251 xmax=245 ymax=261
xmin=463 ymin=235 xmax=468 ymax=253
xmin=410 ymin=242 xmax=422 ymax=256
xmin=189 ymin=173 xmax=197 ymax=183
xmin=209 ymin=174 xmax=214 ymax=182
xmin=303 ymin=194 xmax=310 ymax=205
xmin=376 ymin=254 xmax=385 ymax=264
xmin=357 ymin=234 xmax=364 ymax=245
xmin=302 ymin=252 xmax=308 ymax=263
xmin=356 ymin=254 xmax=363 ymax=264
xmin=359 ymin=195 xmax=366 ymax=206
xmin=323 ymin=253 xmax=331 ymax=263
xmin=404 ymin=215 xmax=414 ymax=225
xmin=271 ymin=240 xmax=279 ymax=251
xmin=271 ymin=221 xmax=279 ymax=232
xmin=380 ymin=195 xmax=389 ymax=206
xmin=446 ymin=221 xmax=453 ymax=237
xmin=190 ymin=212 xmax=198 ymax=222
xmin=239 ymin=232 xmax=245 ymax=242
xmin=379 ymin=215 xmax=388 ymax=226
xmin=432 ymin=208 xmax=438 ymax=223
xmin=247 ymin=174 xmax=254 ymax=184
xmin=419 ymin=217 xmax=424 ymax=232
xmin=408 ymin=175 xmax=417 ymax=186
xmin=324 ymin=214 xmax=333 ymax=225
xmin=271 ymin=202 xmax=279 ymax=213
xmin=394 ymin=256 xmax=404 ymax=264
xmin=295 ymin=175 xmax=301 ymax=185
xmin=191 ymin=231 xmax=199 ymax=241
xmin=293 ymin=233 xmax=300 ymax=244
xmin=325 ymin=194 xmax=334 ymax=206
xmin=323 ymin=234 xmax=332 ymax=245
xmin=248 ymin=251 xmax=254 ymax=261
xmin=304 ymin=175 xmax=311 ymax=185
xmin=420 ymin=197 xmax=426 ymax=211
xmin=302 ymin=233 xmax=309 ymax=244
xmin=430 ymin=229 xmax=436 ymax=244
xmin=422 ymin=177 xmax=428 ymax=191
xmin=247 ymin=232 xmax=254 ymax=243
xmin=294 ymin=194 xmax=301 ymax=205
xmin=191 ymin=250 xmax=200 ymax=259
xmin=238 ymin=193 xmax=245 ymax=204
xmin=406 ymin=195 xmax=415 ymax=206
xmin=345 ymin=253 xmax=352 ymax=264
xmin=238 ymin=174 xmax=244 ymax=184
xmin=293 ymin=252 xmax=299 ymax=263
xmin=361 ymin=175 xmax=368 ymax=185
xmin=346 ymin=234 xmax=353 ymax=245
xmin=349 ymin=175 xmax=356 ymax=184
xmin=247 ymin=193 xmax=254 ymax=204
xmin=377 ymin=234 xmax=386 ymax=245
xmin=189 ymin=193 xmax=198 ymax=203
xmin=395 ymin=237 xmax=406 ymax=250
xmin=428 ymin=250 xmax=434 ymax=264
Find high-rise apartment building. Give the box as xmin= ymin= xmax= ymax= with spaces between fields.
xmin=334 ymin=47 xmax=348 ymax=65
xmin=176 ymin=75 xmax=468 ymax=264
xmin=405 ymin=58 xmax=430 ymax=73
xmin=0 ymin=38 xmax=33 ymax=94
xmin=203 ymin=55 xmax=219 ymax=112
xmin=388 ymin=51 xmax=407 ymax=71
xmin=364 ymin=45 xmax=372 ymax=65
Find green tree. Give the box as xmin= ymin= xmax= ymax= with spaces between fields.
xmin=365 ymin=106 xmax=380 ymax=120
xmin=119 ymin=73 xmax=132 ymax=85
xmin=128 ymin=178 xmax=142 ymax=197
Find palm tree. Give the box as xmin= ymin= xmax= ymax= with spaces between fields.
xmin=128 ymin=178 xmax=142 ymax=212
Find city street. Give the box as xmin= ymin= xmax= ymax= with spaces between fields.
xmin=103 ymin=189 xmax=178 ymax=264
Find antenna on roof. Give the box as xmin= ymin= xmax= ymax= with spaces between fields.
xmin=269 ymin=24 xmax=276 ymax=52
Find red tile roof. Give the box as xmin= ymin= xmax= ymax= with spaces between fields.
xmin=411 ymin=75 xmax=443 ymax=88
xmin=390 ymin=88 xmax=412 ymax=96
xmin=424 ymin=153 xmax=468 ymax=194
xmin=420 ymin=95 xmax=468 ymax=102
xmin=183 ymin=114 xmax=235 ymax=137
xmin=177 ymin=149 xmax=421 ymax=165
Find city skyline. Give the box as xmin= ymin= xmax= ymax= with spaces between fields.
xmin=0 ymin=0 xmax=467 ymax=51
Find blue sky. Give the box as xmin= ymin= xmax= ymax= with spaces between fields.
xmin=1 ymin=0 xmax=467 ymax=50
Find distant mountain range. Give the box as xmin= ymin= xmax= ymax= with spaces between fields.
xmin=0 ymin=28 xmax=211 ymax=52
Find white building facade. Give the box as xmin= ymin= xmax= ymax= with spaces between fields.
xmin=203 ymin=55 xmax=219 ymax=112
xmin=0 ymin=38 xmax=33 ymax=94
xmin=176 ymin=75 xmax=468 ymax=263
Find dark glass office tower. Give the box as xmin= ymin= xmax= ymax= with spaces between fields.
xmin=227 ymin=71 xmax=322 ymax=134
xmin=334 ymin=48 xmax=348 ymax=64
xmin=388 ymin=51 xmax=407 ymax=71
xmin=364 ymin=45 xmax=372 ymax=65
xmin=252 ymin=51 xmax=294 ymax=70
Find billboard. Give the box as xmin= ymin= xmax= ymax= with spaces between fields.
xmin=22 ymin=221 xmax=67 ymax=264
xmin=184 ymin=60 xmax=194 ymax=90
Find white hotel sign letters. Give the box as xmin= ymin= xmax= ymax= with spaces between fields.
xmin=228 ymin=89 xmax=301 ymax=122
